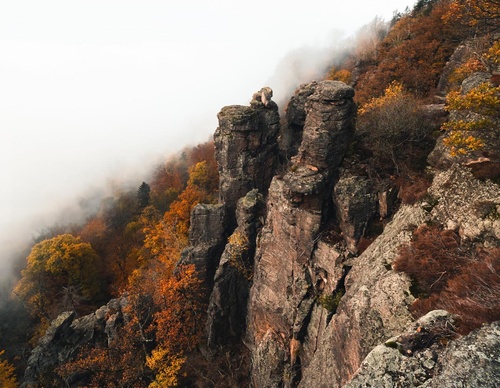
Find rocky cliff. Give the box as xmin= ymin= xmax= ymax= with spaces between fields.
xmin=194 ymin=77 xmax=498 ymax=386
xmin=201 ymin=78 xmax=498 ymax=386
xmin=22 ymin=72 xmax=500 ymax=386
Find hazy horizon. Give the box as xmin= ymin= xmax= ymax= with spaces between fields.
xmin=0 ymin=0 xmax=417 ymax=283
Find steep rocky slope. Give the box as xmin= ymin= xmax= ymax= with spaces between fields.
xmin=22 ymin=70 xmax=500 ymax=386
xmin=200 ymin=78 xmax=498 ymax=386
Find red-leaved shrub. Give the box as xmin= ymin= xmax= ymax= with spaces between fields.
xmin=394 ymin=224 xmax=500 ymax=334
xmin=396 ymin=173 xmax=433 ymax=205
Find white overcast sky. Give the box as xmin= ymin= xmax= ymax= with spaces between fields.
xmin=0 ymin=0 xmax=416 ymax=278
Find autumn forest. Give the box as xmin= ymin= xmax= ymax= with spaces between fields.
xmin=1 ymin=0 xmax=500 ymax=386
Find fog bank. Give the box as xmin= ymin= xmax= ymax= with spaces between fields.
xmin=0 ymin=0 xmax=416 ymax=284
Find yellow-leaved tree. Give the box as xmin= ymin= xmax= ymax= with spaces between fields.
xmin=442 ymin=41 xmax=500 ymax=156
xmin=13 ymin=234 xmax=103 ymax=324
xmin=443 ymin=0 xmax=500 ymax=33
xmin=357 ymin=81 xmax=426 ymax=170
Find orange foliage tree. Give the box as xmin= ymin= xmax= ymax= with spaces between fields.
xmin=57 ymin=265 xmax=205 ymax=387
xmin=0 ymin=350 xmax=17 ymax=388
xmin=355 ymin=0 xmax=467 ymax=104
xmin=357 ymin=81 xmax=427 ymax=170
xmin=443 ymin=0 xmax=500 ymax=33
xmin=147 ymin=265 xmax=206 ymax=387
xmin=139 ymin=159 xmax=219 ymax=277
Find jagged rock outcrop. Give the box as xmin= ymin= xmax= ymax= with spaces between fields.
xmin=298 ymin=163 xmax=500 ymax=387
xmin=206 ymin=189 xmax=265 ymax=347
xmin=178 ymin=203 xmax=227 ymax=284
xmin=247 ymin=80 xmax=356 ymax=386
xmin=187 ymin=88 xmax=280 ymax=349
xmin=214 ymin=87 xmax=279 ymax=227
xmin=22 ymin=297 xmax=128 ymax=387
xmin=436 ymin=39 xmax=477 ymax=97
xmin=299 ymin=204 xmax=424 ymax=387
xmin=279 ymin=81 xmax=318 ymax=161
xmin=293 ymin=81 xmax=355 ymax=170
xmin=19 ymin=32 xmax=500 ymax=387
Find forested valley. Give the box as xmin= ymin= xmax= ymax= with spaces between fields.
xmin=1 ymin=1 xmax=499 ymax=386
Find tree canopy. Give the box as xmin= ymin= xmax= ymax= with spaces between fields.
xmin=13 ymin=234 xmax=103 ymax=321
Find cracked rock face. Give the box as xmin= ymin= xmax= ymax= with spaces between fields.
xmin=247 ymin=80 xmax=355 ymax=386
xmin=294 ymin=80 xmax=355 ymax=171
xmin=214 ymin=89 xmax=279 ymax=227
xmin=178 ymin=203 xmax=227 ymax=285
xmin=206 ymin=190 xmax=265 ymax=348
xmin=431 ymin=321 xmax=500 ymax=387
xmin=345 ymin=310 xmax=455 ymax=387
xmin=299 ymin=165 xmax=500 ymax=387
xmin=279 ymin=81 xmax=318 ymax=160
xmin=299 ymin=204 xmax=424 ymax=387
xmin=333 ymin=173 xmax=378 ymax=252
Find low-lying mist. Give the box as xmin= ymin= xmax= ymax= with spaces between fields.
xmin=0 ymin=0 xmax=416 ymax=290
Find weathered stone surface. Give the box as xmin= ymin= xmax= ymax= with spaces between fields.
xmin=248 ymin=80 xmax=355 ymax=385
xmin=22 ymin=297 xmax=128 ymax=387
xmin=333 ymin=174 xmax=378 ymax=252
xmin=431 ymin=321 xmax=500 ymax=387
xmin=279 ymin=81 xmax=318 ymax=160
xmin=464 ymin=157 xmax=500 ymax=179
xmin=206 ymin=190 xmax=265 ymax=347
xmin=178 ymin=203 xmax=227 ymax=284
xmin=436 ymin=40 xmax=476 ymax=96
xmin=378 ymin=186 xmax=399 ymax=219
xmin=346 ymin=313 xmax=500 ymax=388
xmin=311 ymin=240 xmax=343 ymax=294
xmin=188 ymin=203 xmax=227 ymax=245
xmin=461 ymin=71 xmax=491 ymax=94
xmin=294 ymin=80 xmax=356 ymax=170
xmin=214 ymin=88 xmax=280 ymax=226
xmin=345 ymin=310 xmax=455 ymax=388
xmin=427 ymin=136 xmax=455 ymax=170
xmin=251 ymin=329 xmax=287 ymax=388
xmin=299 ymin=164 xmax=500 ymax=386
xmin=429 ymin=165 xmax=500 ymax=243
xmin=248 ymin=178 xmax=321 ymax=338
xmin=299 ymin=204 xmax=426 ymax=387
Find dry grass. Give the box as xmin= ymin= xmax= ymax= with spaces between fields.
xmin=394 ymin=224 xmax=500 ymax=334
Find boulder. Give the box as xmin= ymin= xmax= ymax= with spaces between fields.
xmin=345 ymin=313 xmax=500 ymax=388
xmin=345 ymin=310 xmax=455 ymax=387
xmin=431 ymin=321 xmax=500 ymax=387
